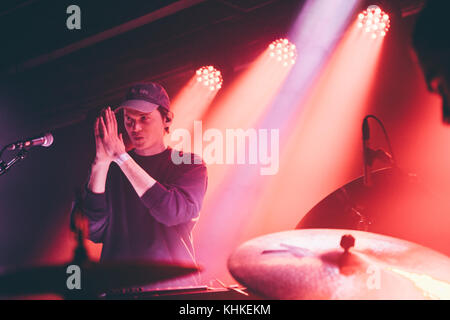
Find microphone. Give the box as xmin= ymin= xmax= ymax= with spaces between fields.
xmin=6 ymin=133 xmax=54 ymax=151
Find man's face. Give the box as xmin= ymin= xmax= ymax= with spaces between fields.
xmin=418 ymin=50 xmax=450 ymax=124
xmin=123 ymin=108 xmax=166 ymax=151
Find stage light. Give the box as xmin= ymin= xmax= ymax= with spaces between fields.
xmin=195 ymin=66 xmax=223 ymax=91
xmin=268 ymin=38 xmax=297 ymax=66
xmin=357 ymin=5 xmax=390 ymax=38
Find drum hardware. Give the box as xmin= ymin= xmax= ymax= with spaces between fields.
xmin=228 ymin=229 xmax=450 ymax=299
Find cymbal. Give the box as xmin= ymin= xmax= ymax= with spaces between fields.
xmin=0 ymin=260 xmax=199 ymax=298
xmin=228 ymin=229 xmax=450 ymax=299
xmin=297 ymin=168 xmax=450 ymax=255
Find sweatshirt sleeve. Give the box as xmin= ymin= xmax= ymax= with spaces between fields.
xmin=140 ymin=162 xmax=208 ymax=227
xmin=79 ymin=169 xmax=110 ymax=243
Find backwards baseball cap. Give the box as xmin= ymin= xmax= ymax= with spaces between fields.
xmin=116 ymin=82 xmax=170 ymax=113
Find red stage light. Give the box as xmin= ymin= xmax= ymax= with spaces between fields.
xmin=357 ymin=5 xmax=390 ymax=39
xmin=268 ymin=38 xmax=297 ymax=67
xmin=195 ymin=66 xmax=223 ymax=91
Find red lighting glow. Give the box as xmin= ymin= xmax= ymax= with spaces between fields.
xmin=196 ymin=65 xmax=223 ymax=91
xmin=357 ymin=5 xmax=390 ymax=39
xmin=268 ymin=38 xmax=297 ymax=67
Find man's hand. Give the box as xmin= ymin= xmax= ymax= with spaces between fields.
xmin=94 ymin=106 xmax=126 ymax=164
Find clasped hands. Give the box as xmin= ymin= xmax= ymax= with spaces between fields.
xmin=94 ymin=107 xmax=126 ymax=165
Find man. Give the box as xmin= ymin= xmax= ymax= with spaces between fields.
xmin=80 ymin=82 xmax=208 ymax=288
xmin=412 ymin=0 xmax=450 ymax=124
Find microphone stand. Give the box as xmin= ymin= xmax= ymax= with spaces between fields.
xmin=0 ymin=147 xmax=29 ymax=176
xmin=360 ymin=115 xmax=397 ymax=231
xmin=362 ymin=115 xmax=397 ymax=187
xmin=70 ymin=188 xmax=89 ymax=265
xmin=65 ymin=189 xmax=92 ymax=299
xmin=362 ymin=117 xmax=372 ymax=187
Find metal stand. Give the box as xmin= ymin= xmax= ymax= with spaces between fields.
xmin=0 ymin=148 xmax=29 ymax=176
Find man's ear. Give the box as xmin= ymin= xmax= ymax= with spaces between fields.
xmin=164 ymin=111 xmax=174 ymax=127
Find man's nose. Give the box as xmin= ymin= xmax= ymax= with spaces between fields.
xmin=132 ymin=121 xmax=142 ymax=131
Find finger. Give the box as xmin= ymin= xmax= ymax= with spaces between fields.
xmin=99 ymin=116 xmax=108 ymax=139
xmin=94 ymin=118 xmax=101 ymax=144
xmin=111 ymin=108 xmax=118 ymax=134
xmin=108 ymin=107 xmax=117 ymax=135
xmin=95 ymin=117 xmax=104 ymax=138
xmin=99 ymin=108 xmax=106 ymax=122
xmin=103 ymin=108 xmax=111 ymax=134
xmin=94 ymin=117 xmax=99 ymax=137
xmin=107 ymin=107 xmax=116 ymax=135
xmin=94 ymin=119 xmax=102 ymax=144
